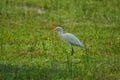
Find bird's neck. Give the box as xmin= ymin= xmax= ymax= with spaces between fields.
xmin=58 ymin=31 xmax=63 ymax=37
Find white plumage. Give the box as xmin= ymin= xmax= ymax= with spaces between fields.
xmin=55 ymin=26 xmax=84 ymax=55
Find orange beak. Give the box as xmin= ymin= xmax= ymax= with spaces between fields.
xmin=51 ymin=28 xmax=56 ymax=32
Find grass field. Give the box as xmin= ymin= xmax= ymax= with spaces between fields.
xmin=0 ymin=0 xmax=120 ymax=80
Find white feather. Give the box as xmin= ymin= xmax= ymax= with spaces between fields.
xmin=55 ymin=27 xmax=84 ymax=48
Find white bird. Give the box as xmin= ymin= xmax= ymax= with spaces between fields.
xmin=55 ymin=26 xmax=84 ymax=55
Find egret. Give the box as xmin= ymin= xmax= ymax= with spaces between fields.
xmin=55 ymin=26 xmax=84 ymax=55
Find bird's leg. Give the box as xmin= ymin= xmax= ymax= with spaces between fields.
xmin=71 ymin=47 xmax=74 ymax=55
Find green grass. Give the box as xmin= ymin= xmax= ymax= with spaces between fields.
xmin=0 ymin=0 xmax=120 ymax=80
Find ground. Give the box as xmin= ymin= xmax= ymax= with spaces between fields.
xmin=0 ymin=0 xmax=120 ymax=80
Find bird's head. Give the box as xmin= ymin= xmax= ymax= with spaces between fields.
xmin=55 ymin=26 xmax=63 ymax=32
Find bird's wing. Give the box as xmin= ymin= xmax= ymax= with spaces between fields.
xmin=62 ymin=33 xmax=84 ymax=48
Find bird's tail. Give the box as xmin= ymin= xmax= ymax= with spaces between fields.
xmin=79 ymin=43 xmax=84 ymax=48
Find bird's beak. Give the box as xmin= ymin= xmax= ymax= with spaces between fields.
xmin=51 ymin=28 xmax=56 ymax=32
